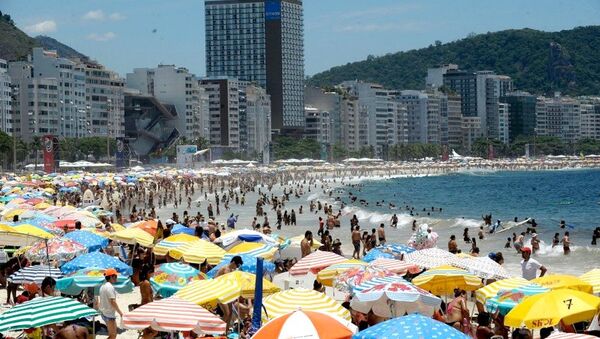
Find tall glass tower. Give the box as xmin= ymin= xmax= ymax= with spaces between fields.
xmin=205 ymin=0 xmax=305 ymax=134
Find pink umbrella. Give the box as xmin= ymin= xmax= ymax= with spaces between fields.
xmin=289 ymin=250 xmax=345 ymax=276
xmin=334 ymin=266 xmax=396 ymax=292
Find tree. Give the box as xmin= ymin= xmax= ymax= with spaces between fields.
xmin=332 ymin=143 xmax=348 ymax=162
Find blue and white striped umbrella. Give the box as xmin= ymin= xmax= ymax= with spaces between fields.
xmin=150 ymin=263 xmax=205 ymax=298
xmin=8 ymin=265 xmax=63 ymax=285
xmin=486 ymin=284 xmax=550 ymax=315
xmin=363 ymin=244 xmax=415 ymax=262
xmin=207 ymin=254 xmax=275 ymax=278
xmin=353 ymin=275 xmax=408 ymax=293
xmin=353 ymin=313 xmax=469 ymax=339
xmin=64 ymin=230 xmax=108 ymax=252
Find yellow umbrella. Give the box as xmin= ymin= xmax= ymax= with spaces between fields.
xmin=110 ymin=223 xmax=125 ymax=232
xmin=175 ymin=279 xmax=241 ymax=308
xmin=316 ymin=259 xmax=368 ymax=287
xmin=2 ymin=209 xmax=27 ymax=221
xmin=13 ymin=245 xmax=32 ymax=256
xmin=227 ymin=242 xmax=278 ymax=261
xmin=215 ymin=271 xmax=280 ymax=298
xmin=43 ymin=187 xmax=55 ymax=194
xmin=262 ymin=288 xmax=351 ymax=322
xmin=154 ymin=234 xmax=198 ymax=256
xmin=169 ymin=239 xmax=226 ymax=265
xmin=110 ymin=228 xmax=154 ymax=247
xmin=532 ymin=274 xmax=594 ymax=294
xmin=580 ymin=269 xmax=600 ymax=295
xmin=287 ymin=235 xmax=321 ymax=250
xmin=34 ymin=202 xmax=51 ymax=210
xmin=504 ymin=289 xmax=600 ymax=329
xmin=412 ymin=265 xmax=482 ymax=295
xmin=475 ymin=277 xmax=530 ymax=304
xmin=13 ymin=224 xmax=54 ymax=239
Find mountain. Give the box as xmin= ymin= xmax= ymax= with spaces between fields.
xmin=35 ymin=36 xmax=89 ymax=61
xmin=0 ymin=11 xmax=88 ymax=62
xmin=0 ymin=11 xmax=38 ymax=61
xmin=308 ymin=26 xmax=600 ymax=96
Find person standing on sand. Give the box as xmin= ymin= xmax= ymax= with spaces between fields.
xmin=377 ymin=224 xmax=386 ymax=245
xmin=98 ymin=268 xmax=123 ymax=339
xmin=561 ymin=231 xmax=571 ymax=255
xmin=520 ymin=247 xmax=546 ymax=280
xmin=301 ymin=231 xmax=313 ymax=258
xmin=352 ymin=226 xmax=361 ymax=259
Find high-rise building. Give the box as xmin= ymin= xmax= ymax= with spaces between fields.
xmin=304 ymin=106 xmax=331 ymax=145
xmin=0 ymin=59 xmax=11 ymax=134
xmin=245 ymin=85 xmax=271 ymax=160
xmin=426 ymin=64 xmax=458 ymax=89
xmin=536 ymin=94 xmax=580 ymax=143
xmin=498 ymin=102 xmax=510 ymax=144
xmin=500 ymin=91 xmax=537 ymax=142
xmin=446 ymin=94 xmax=463 ymax=150
xmin=462 ymin=117 xmax=483 ymax=151
xmin=83 ymin=61 xmax=125 ymax=138
xmin=205 ymin=0 xmax=305 ymax=134
xmin=198 ymin=77 xmax=242 ymax=149
xmin=340 ymin=96 xmax=368 ymax=152
xmin=579 ymin=97 xmax=600 ymax=140
xmin=398 ymin=90 xmax=448 ymax=145
xmin=126 ymin=65 xmax=205 ymax=141
xmin=477 ymin=72 xmax=513 ymax=139
xmin=443 ymin=69 xmax=477 ymax=118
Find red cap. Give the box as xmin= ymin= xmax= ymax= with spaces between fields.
xmin=521 ymin=247 xmax=532 ymax=254
xmin=104 ymin=268 xmax=118 ymax=277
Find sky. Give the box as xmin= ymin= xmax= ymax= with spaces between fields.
xmin=2 ymin=0 xmax=600 ymax=77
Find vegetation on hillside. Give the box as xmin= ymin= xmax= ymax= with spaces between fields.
xmin=0 ymin=11 xmax=38 ymax=61
xmin=308 ymin=26 xmax=600 ymax=96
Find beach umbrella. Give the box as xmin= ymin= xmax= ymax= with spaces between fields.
xmin=169 ymin=239 xmax=226 ymax=265
xmin=404 ymin=248 xmax=457 ymax=269
xmin=546 ymin=332 xmax=597 ymax=339
xmin=369 ymin=258 xmax=420 ymax=275
xmin=56 ymin=268 xmax=133 ymax=295
xmin=51 ymin=219 xmax=77 ymax=231
xmin=0 ymin=296 xmax=98 ymax=332
xmin=317 ymin=259 xmax=368 ymax=287
xmin=253 ymin=309 xmax=357 ymax=339
xmin=132 ymin=219 xmax=158 ymax=236
xmin=351 ymin=280 xmax=441 ymax=318
xmin=0 ymin=224 xmax=52 ymax=247
xmin=175 ymin=279 xmax=241 ymax=308
xmin=504 ymin=289 xmax=600 ymax=329
xmin=110 ymin=227 xmax=154 ymax=247
xmin=532 ymin=274 xmax=594 ymax=294
xmin=262 ymin=288 xmax=351 ymax=322
xmin=475 ymin=277 xmax=530 ymax=305
xmin=412 ymin=265 xmax=482 ymax=295
xmin=334 ymin=266 xmax=397 ymax=293
xmin=289 ymin=250 xmax=346 ymax=276
xmin=451 ymin=255 xmax=512 ymax=280
xmin=363 ymin=244 xmax=415 ymax=262
xmin=580 ymin=269 xmax=600 ymax=294
xmin=215 ymin=229 xmax=279 ymax=249
xmin=485 ymin=284 xmax=550 ymax=315
xmin=64 ymin=230 xmax=109 ymax=252
xmin=352 ymin=275 xmax=408 ymax=293
xmin=352 ymin=313 xmax=470 ymax=339
xmin=171 ymin=223 xmax=194 ymax=235
xmin=214 ymin=271 xmax=280 ymax=298
xmin=7 ymin=265 xmax=63 ymax=285
xmin=122 ymin=297 xmax=226 ymax=335
xmin=150 ymin=263 xmax=205 ymax=298
xmin=227 ymin=242 xmax=278 ymax=261
xmin=153 ymin=234 xmax=198 ymax=256
xmin=12 ymin=224 xmax=55 ymax=239
xmin=61 ymin=251 xmax=132 ymax=276
xmin=25 ymin=237 xmax=87 ymax=262
xmin=207 ymin=254 xmax=276 ymax=278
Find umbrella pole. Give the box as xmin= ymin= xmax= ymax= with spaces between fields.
xmin=92 ymin=315 xmax=96 ymax=338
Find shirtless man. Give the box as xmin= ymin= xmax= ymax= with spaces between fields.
xmin=377 ymin=224 xmax=386 ymax=245
xmin=514 ymin=232 xmax=525 ymax=253
xmin=301 ymin=231 xmax=313 ymax=258
xmin=55 ymin=325 xmax=89 ymax=339
xmin=448 ymin=235 xmax=458 ymax=254
xmin=352 ymin=226 xmax=361 ymax=259
xmin=216 ymin=256 xmax=243 ymax=277
xmin=561 ymin=231 xmax=571 ymax=255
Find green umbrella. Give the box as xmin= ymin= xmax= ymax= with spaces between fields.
xmin=0 ymin=296 xmax=97 ymax=332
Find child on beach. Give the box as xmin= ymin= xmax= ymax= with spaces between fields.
xmin=504 ymin=237 xmax=511 ymax=249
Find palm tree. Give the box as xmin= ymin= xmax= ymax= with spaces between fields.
xmin=30 ymin=136 xmax=41 ymax=171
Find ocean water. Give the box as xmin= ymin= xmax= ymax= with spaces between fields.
xmin=334 ymin=169 xmax=600 ymax=276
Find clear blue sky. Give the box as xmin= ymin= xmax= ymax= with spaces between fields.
xmin=2 ymin=0 xmax=599 ymax=77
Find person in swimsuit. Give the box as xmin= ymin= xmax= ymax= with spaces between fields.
xmin=352 ymin=226 xmax=361 ymax=259
xmin=561 ymin=231 xmax=571 ymax=255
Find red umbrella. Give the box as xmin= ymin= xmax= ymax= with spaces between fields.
xmin=52 ymin=220 xmax=78 ymax=231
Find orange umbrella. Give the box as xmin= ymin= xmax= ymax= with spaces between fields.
xmin=134 ymin=220 xmax=158 ymax=236
xmin=253 ymin=309 xmax=356 ymax=339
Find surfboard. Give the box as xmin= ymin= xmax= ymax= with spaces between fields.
xmin=496 ymin=218 xmax=532 ymax=234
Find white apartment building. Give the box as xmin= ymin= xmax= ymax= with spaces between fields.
xmin=579 ymin=97 xmax=600 ymax=140
xmin=447 ymin=94 xmax=463 ymax=149
xmin=305 ymin=106 xmax=331 ymax=145
xmin=536 ymin=94 xmax=580 ymax=143
xmin=245 ymin=85 xmax=271 ymax=159
xmin=462 ymin=117 xmax=483 ymax=151
xmin=127 ymin=65 xmax=204 ymax=141
xmin=476 ymin=72 xmax=513 ymax=139
xmin=84 ymin=62 xmax=125 ymax=138
xmin=340 ymin=96 xmax=368 ymax=152
xmin=0 ymin=59 xmax=11 ymax=134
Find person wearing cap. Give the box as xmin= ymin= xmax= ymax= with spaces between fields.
xmin=98 ymin=268 xmax=123 ymax=339
xmin=520 ymin=247 xmax=546 ymax=280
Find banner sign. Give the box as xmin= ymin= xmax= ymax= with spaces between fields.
xmin=42 ymin=135 xmax=57 ymax=173
xmin=176 ymin=145 xmax=198 ymax=168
